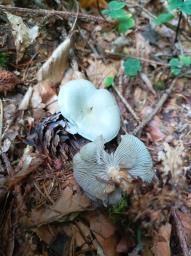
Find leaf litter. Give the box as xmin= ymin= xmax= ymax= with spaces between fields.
xmin=0 ymin=1 xmax=191 ymax=256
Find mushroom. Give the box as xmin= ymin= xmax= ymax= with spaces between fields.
xmin=57 ymin=79 xmax=120 ymax=142
xmin=73 ymin=134 xmax=154 ymax=205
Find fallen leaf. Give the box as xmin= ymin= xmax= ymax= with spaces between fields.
xmin=86 ymin=59 xmax=119 ymax=88
xmin=22 ymin=178 xmax=91 ymax=227
xmin=87 ymin=212 xmax=118 ymax=256
xmin=152 ymin=223 xmax=172 ymax=256
xmin=177 ymin=211 xmax=191 ymax=245
xmin=80 ymin=0 xmax=107 ymax=9
xmin=6 ymin=12 xmax=39 ymax=63
xmin=37 ymin=37 xmax=71 ymax=85
xmin=158 ymin=142 xmax=185 ymax=182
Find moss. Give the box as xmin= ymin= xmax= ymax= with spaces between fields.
xmin=109 ymin=196 xmax=129 ymax=224
xmin=0 ymin=53 xmax=8 ymax=69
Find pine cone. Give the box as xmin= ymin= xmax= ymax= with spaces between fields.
xmin=0 ymin=70 xmax=20 ymax=93
xmin=27 ymin=113 xmax=88 ymax=161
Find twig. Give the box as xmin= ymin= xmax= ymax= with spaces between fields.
xmin=105 ymin=51 xmax=169 ymax=67
xmin=171 ymin=208 xmax=190 ymax=256
xmin=175 ymin=11 xmax=183 ymax=43
xmin=113 ymin=86 xmax=140 ymax=122
xmin=0 ymin=99 xmax=3 ymax=147
xmin=133 ymin=78 xmax=177 ymax=135
xmin=0 ymin=5 xmax=105 ymax=23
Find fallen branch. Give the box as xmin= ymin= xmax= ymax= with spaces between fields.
xmin=171 ymin=208 xmax=190 ymax=256
xmin=133 ymin=78 xmax=177 ymax=136
xmin=0 ymin=5 xmax=105 ymax=23
xmin=113 ymin=86 xmax=140 ymax=122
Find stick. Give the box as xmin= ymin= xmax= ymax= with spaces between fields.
xmin=171 ymin=208 xmax=189 ymax=256
xmin=113 ymin=86 xmax=140 ymax=122
xmin=0 ymin=5 xmax=105 ymax=23
xmin=133 ymin=79 xmax=177 ymax=135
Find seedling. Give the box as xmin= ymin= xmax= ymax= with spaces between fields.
xmin=123 ymin=57 xmax=142 ymax=77
xmin=169 ymin=55 xmax=191 ymax=75
xmin=102 ymin=1 xmax=135 ymax=33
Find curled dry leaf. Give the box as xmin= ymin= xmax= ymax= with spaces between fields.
xmin=37 ymin=37 xmax=71 ymax=85
xmin=30 ymin=37 xmax=71 ymax=113
xmin=6 ymin=12 xmax=39 ymax=63
xmin=0 ymin=70 xmax=20 ymax=93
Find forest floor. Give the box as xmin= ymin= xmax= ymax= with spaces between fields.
xmin=0 ymin=0 xmax=191 ymax=255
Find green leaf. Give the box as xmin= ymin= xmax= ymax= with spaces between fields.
xmin=179 ymin=55 xmax=191 ymax=66
xmin=118 ymin=17 xmax=135 ymax=32
xmin=169 ymin=58 xmax=182 ymax=76
xmin=123 ymin=57 xmax=142 ymax=76
xmin=168 ymin=0 xmax=183 ymax=11
xmin=108 ymin=1 xmax=126 ymax=10
xmin=154 ymin=12 xmax=174 ymax=25
xmin=104 ymin=76 xmax=114 ymax=88
xmin=181 ymin=1 xmax=191 ymax=14
xmin=102 ymin=8 xmax=127 ymax=19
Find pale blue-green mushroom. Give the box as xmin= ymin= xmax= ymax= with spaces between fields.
xmin=73 ymin=134 xmax=154 ymax=205
xmin=58 ymin=79 xmax=121 ymax=142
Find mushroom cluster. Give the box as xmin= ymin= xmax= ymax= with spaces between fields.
xmin=57 ymin=78 xmax=154 ymax=206
xmin=58 ymin=79 xmax=120 ymax=142
xmin=73 ymin=134 xmax=154 ymax=206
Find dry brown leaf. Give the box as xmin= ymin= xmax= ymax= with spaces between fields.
xmin=152 ymin=223 xmax=172 ymax=256
xmin=177 ymin=211 xmax=191 ymax=245
xmin=80 ymin=0 xmax=107 ymax=9
xmin=87 ymin=212 xmax=118 ymax=256
xmin=37 ymin=37 xmax=70 ymax=85
xmin=158 ymin=142 xmax=185 ymax=182
xmin=88 ymin=212 xmax=116 ymax=238
xmin=31 ymin=80 xmax=58 ymax=113
xmin=146 ymin=116 xmax=165 ymax=142
xmin=116 ymin=237 xmax=129 ymax=253
xmin=86 ymin=60 xmax=119 ymax=88
xmin=60 ymin=69 xmax=85 ymax=85
xmin=6 ymin=12 xmax=39 ymax=63
xmin=23 ymin=180 xmax=91 ymax=227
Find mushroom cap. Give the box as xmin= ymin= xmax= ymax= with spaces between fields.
xmin=73 ymin=137 xmax=122 ymax=205
xmin=58 ymin=79 xmax=120 ymax=142
xmin=114 ymin=134 xmax=154 ymax=182
xmin=73 ymin=134 xmax=154 ymax=206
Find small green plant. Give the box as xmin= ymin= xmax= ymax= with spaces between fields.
xmin=104 ymin=76 xmax=114 ymax=88
xmin=123 ymin=57 xmax=142 ymax=77
xmin=169 ymin=55 xmax=191 ymax=75
xmin=102 ymin=1 xmax=135 ymax=33
xmin=154 ymin=12 xmax=174 ymax=25
xmin=154 ymin=0 xmax=191 ymax=25
xmin=0 ymin=53 xmax=8 ymax=68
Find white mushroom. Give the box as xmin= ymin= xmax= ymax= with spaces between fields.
xmin=58 ymin=79 xmax=120 ymax=142
xmin=73 ymin=134 xmax=154 ymax=205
